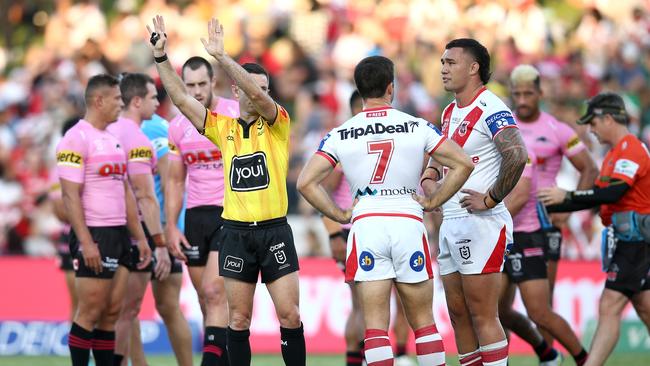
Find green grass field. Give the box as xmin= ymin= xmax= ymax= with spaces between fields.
xmin=0 ymin=354 xmax=646 ymax=365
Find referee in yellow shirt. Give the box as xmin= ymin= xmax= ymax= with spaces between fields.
xmin=147 ymin=16 xmax=306 ymax=366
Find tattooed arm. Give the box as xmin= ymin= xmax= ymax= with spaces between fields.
xmin=459 ymin=128 xmax=527 ymax=211
xmin=489 ymin=128 xmax=528 ymax=203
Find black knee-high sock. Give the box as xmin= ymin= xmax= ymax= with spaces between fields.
xmin=201 ymin=326 xmax=229 ymax=366
xmin=573 ymin=349 xmax=588 ymax=366
xmin=533 ymin=339 xmax=558 ymax=362
xmin=69 ymin=322 xmax=93 ymax=366
xmin=280 ymin=323 xmax=305 ymax=366
xmin=113 ymin=354 xmax=124 ymax=366
xmin=346 ymin=351 xmax=363 ymax=366
xmin=91 ymin=329 xmax=115 ymax=366
xmin=227 ymin=327 xmax=251 ymax=366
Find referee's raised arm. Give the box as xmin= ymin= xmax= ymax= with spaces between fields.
xmin=146 ymin=15 xmax=207 ymax=130
xmin=201 ymin=18 xmax=278 ymax=122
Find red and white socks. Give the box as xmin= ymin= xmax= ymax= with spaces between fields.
xmin=414 ymin=324 xmax=445 ymax=366
xmin=364 ymin=329 xmax=393 ymax=366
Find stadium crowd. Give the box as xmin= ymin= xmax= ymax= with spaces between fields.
xmin=0 ymin=0 xmax=649 ymax=260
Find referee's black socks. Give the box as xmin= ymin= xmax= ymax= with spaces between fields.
xmin=227 ymin=327 xmax=251 ymax=366
xmin=201 ymin=326 xmax=228 ymax=366
xmin=68 ymin=322 xmax=92 ymax=366
xmin=280 ymin=323 xmax=306 ymax=366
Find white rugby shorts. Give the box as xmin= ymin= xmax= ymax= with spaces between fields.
xmin=438 ymin=210 xmax=513 ymax=275
xmin=345 ymin=213 xmax=433 ymax=283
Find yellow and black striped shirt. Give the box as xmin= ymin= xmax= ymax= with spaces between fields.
xmin=203 ymin=104 xmax=290 ymax=222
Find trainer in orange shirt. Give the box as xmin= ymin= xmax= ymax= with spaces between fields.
xmin=538 ymin=92 xmax=650 ymax=366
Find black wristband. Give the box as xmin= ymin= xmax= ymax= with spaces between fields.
xmin=420 ymin=177 xmax=434 ymax=186
xmin=488 ymin=190 xmax=502 ymax=203
xmin=329 ymin=232 xmax=344 ymax=240
xmin=154 ymin=54 xmax=168 ymax=63
xmin=426 ymin=166 xmax=442 ymax=180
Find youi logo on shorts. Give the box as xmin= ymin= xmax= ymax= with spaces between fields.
xmin=230 ymin=152 xmax=270 ymax=192
xmin=410 ymin=251 xmax=425 ymax=272
xmin=223 ymin=255 xmax=243 ymax=273
xmin=359 ymin=251 xmax=374 ymax=271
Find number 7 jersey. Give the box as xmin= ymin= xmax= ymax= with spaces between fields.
xmin=317 ymin=106 xmax=446 ymax=218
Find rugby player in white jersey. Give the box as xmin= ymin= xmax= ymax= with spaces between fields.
xmin=421 ymin=38 xmax=528 ymax=366
xmin=298 ymin=55 xmax=474 ymax=366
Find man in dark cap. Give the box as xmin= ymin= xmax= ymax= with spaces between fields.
xmin=538 ymin=92 xmax=650 ymax=366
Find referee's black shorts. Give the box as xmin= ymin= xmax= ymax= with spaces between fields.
xmin=504 ymin=230 xmax=548 ymax=283
xmin=69 ymin=226 xmax=131 ymax=279
xmin=183 ymin=205 xmax=224 ymax=267
xmin=605 ymin=240 xmax=650 ymax=298
xmin=219 ymin=217 xmax=299 ymax=283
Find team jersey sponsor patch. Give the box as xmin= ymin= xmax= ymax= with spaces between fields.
xmin=485 ymin=110 xmax=517 ymax=137
xmin=230 ymin=152 xmax=269 ymax=192
xmin=613 ymin=159 xmax=639 ymax=179
xmin=168 ymin=141 xmax=179 ymax=154
xmin=128 ymin=146 xmax=153 ymax=162
xmin=57 ymin=150 xmax=83 ymax=167
xmin=566 ymin=135 xmax=581 ymax=150
xmin=150 ymin=137 xmax=168 ymax=153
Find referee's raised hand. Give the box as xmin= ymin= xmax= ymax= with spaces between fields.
xmin=146 ymin=15 xmax=168 ymax=54
xmin=201 ymin=18 xmax=225 ymax=59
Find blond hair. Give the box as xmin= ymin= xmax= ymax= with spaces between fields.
xmin=510 ymin=64 xmax=540 ymax=89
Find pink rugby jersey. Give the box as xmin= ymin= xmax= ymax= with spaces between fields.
xmin=440 ymin=87 xmax=518 ymax=219
xmin=56 ymin=120 xmax=127 ymax=226
xmin=168 ymin=113 xmax=225 ymax=209
xmin=517 ymin=112 xmax=586 ymax=189
xmin=107 ymin=117 xmax=157 ymax=177
xmin=512 ymin=150 xmax=540 ymax=233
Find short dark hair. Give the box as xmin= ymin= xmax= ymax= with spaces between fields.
xmin=577 ymin=92 xmax=629 ymax=125
xmin=61 ymin=117 xmax=79 ymax=135
xmin=182 ymin=56 xmax=214 ymax=80
xmin=84 ymin=74 xmax=119 ymax=104
xmin=241 ymin=63 xmax=269 ymax=82
xmin=349 ymin=90 xmax=362 ymax=110
xmin=445 ymin=38 xmax=491 ymax=84
xmin=119 ymin=73 xmax=155 ymax=106
xmin=354 ymin=56 xmax=394 ymax=99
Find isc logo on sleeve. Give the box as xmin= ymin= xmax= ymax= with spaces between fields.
xmin=230 ymin=151 xmax=270 ymax=192
xmin=57 ymin=150 xmax=83 ymax=167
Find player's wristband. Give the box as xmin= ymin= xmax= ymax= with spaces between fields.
xmin=329 ymin=232 xmax=344 ymax=240
xmin=420 ymin=177 xmax=435 ymax=186
xmin=488 ymin=190 xmax=502 ymax=204
xmin=426 ymin=166 xmax=442 ymax=180
xmin=152 ymin=233 xmax=166 ymax=247
xmin=154 ymin=54 xmax=168 ymax=63
xmin=483 ymin=195 xmax=494 ymax=209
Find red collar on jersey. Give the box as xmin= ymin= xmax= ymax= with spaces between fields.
xmin=362 ymin=106 xmax=393 ymax=112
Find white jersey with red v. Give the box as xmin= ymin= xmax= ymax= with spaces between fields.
xmin=317 ymin=106 xmax=445 ymax=218
xmin=440 ymin=87 xmax=517 ymax=219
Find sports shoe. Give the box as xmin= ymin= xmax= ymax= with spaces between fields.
xmin=395 ymin=355 xmax=417 ymax=366
xmin=540 ymin=352 xmax=563 ymax=366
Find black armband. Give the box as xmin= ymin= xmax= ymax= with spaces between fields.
xmin=154 ymin=54 xmax=168 ymax=63
xmin=488 ymin=190 xmax=502 ymax=204
xmin=426 ymin=166 xmax=442 ymax=180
